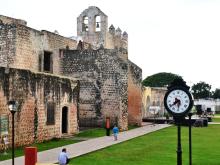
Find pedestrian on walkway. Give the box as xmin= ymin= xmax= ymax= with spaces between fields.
xmin=58 ymin=148 xmax=69 ymax=165
xmin=112 ymin=125 xmax=119 ymax=141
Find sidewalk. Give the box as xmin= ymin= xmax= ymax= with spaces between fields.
xmin=209 ymin=122 xmax=220 ymax=124
xmin=0 ymin=124 xmax=170 ymax=165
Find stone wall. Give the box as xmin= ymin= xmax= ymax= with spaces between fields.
xmin=106 ymin=27 xmax=128 ymax=50
xmin=0 ymin=21 xmax=77 ymax=74
xmin=128 ymin=60 xmax=142 ymax=126
xmin=0 ymin=15 xmax=27 ymax=26
xmin=40 ymin=30 xmax=77 ymax=74
xmin=0 ymin=22 xmax=16 ymax=67
xmin=60 ymin=48 xmax=128 ymax=130
xmin=0 ymin=67 xmax=79 ymax=150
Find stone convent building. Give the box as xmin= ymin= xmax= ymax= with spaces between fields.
xmin=0 ymin=6 xmax=142 ymax=149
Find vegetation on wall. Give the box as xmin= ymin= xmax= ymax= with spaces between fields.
xmin=95 ymin=80 xmax=102 ymax=116
xmin=34 ymin=104 xmax=38 ymax=141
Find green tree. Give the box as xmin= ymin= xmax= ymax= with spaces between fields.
xmin=142 ymin=72 xmax=183 ymax=87
xmin=191 ymin=81 xmax=212 ymax=99
xmin=212 ymin=88 xmax=220 ymax=99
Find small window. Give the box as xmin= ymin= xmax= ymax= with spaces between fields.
xmin=43 ymin=51 xmax=52 ymax=73
xmin=83 ymin=16 xmax=88 ymax=32
xmin=95 ymin=15 xmax=101 ymax=32
xmin=47 ymin=102 xmax=55 ymax=125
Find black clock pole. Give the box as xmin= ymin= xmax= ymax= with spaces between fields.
xmin=176 ymin=119 xmax=182 ymax=165
xmin=164 ymin=79 xmax=194 ymax=165
xmin=188 ymin=112 xmax=192 ymax=165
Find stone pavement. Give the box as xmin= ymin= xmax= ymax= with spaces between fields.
xmin=0 ymin=124 xmax=170 ymax=165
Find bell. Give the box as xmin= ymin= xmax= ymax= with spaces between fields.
xmin=96 ymin=22 xmax=100 ymax=28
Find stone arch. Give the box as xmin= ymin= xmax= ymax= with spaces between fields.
xmin=83 ymin=16 xmax=88 ymax=31
xmin=95 ymin=15 xmax=101 ymax=31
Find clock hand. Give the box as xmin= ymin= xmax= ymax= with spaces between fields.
xmin=171 ymin=98 xmax=180 ymax=106
xmin=177 ymin=100 xmax=181 ymax=108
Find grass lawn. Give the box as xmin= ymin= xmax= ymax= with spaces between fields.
xmin=0 ymin=138 xmax=81 ymax=161
xmin=70 ymin=125 xmax=220 ymax=165
xmin=212 ymin=117 xmax=220 ymax=122
xmin=76 ymin=128 xmax=106 ymax=138
xmin=76 ymin=125 xmax=139 ymax=138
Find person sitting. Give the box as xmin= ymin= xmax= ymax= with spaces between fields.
xmin=58 ymin=148 xmax=69 ymax=165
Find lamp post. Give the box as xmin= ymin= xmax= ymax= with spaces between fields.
xmin=8 ymin=100 xmax=17 ymax=165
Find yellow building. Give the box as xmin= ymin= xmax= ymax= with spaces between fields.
xmin=142 ymin=87 xmax=167 ymax=118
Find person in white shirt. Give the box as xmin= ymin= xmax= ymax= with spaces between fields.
xmin=58 ymin=148 xmax=69 ymax=165
xmin=3 ymin=135 xmax=9 ymax=151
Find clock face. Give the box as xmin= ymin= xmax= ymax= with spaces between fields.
xmin=164 ymin=88 xmax=192 ymax=115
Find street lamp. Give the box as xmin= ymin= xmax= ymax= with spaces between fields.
xmin=8 ymin=100 xmax=17 ymax=165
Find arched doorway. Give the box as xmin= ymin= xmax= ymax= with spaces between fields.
xmin=62 ymin=106 xmax=68 ymax=134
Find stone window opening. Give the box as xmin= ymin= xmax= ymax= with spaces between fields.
xmin=47 ymin=102 xmax=55 ymax=125
xmin=95 ymin=15 xmax=101 ymax=32
xmin=83 ymin=16 xmax=88 ymax=32
xmin=43 ymin=51 xmax=53 ymax=73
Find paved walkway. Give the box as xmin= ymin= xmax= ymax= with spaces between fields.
xmin=209 ymin=122 xmax=220 ymax=124
xmin=0 ymin=124 xmax=170 ymax=165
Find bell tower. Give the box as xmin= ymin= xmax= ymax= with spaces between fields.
xmin=77 ymin=6 xmax=108 ymax=48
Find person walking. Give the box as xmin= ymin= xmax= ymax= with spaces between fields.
xmin=112 ymin=125 xmax=119 ymax=141
xmin=58 ymin=148 xmax=69 ymax=165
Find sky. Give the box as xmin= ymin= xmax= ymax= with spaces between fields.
xmin=1 ymin=0 xmax=220 ymax=90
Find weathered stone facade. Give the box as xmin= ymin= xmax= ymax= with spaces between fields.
xmin=0 ymin=15 xmax=77 ymax=73
xmin=63 ymin=6 xmax=142 ymax=129
xmin=128 ymin=61 xmax=142 ymax=126
xmin=0 ymin=67 xmax=79 ymax=150
xmin=60 ymin=48 xmax=129 ymax=129
xmin=0 ymin=15 xmax=79 ymax=149
xmin=142 ymin=87 xmax=167 ymax=118
xmin=0 ymin=6 xmax=142 ymax=148
xmin=77 ymin=6 xmax=128 ymax=50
